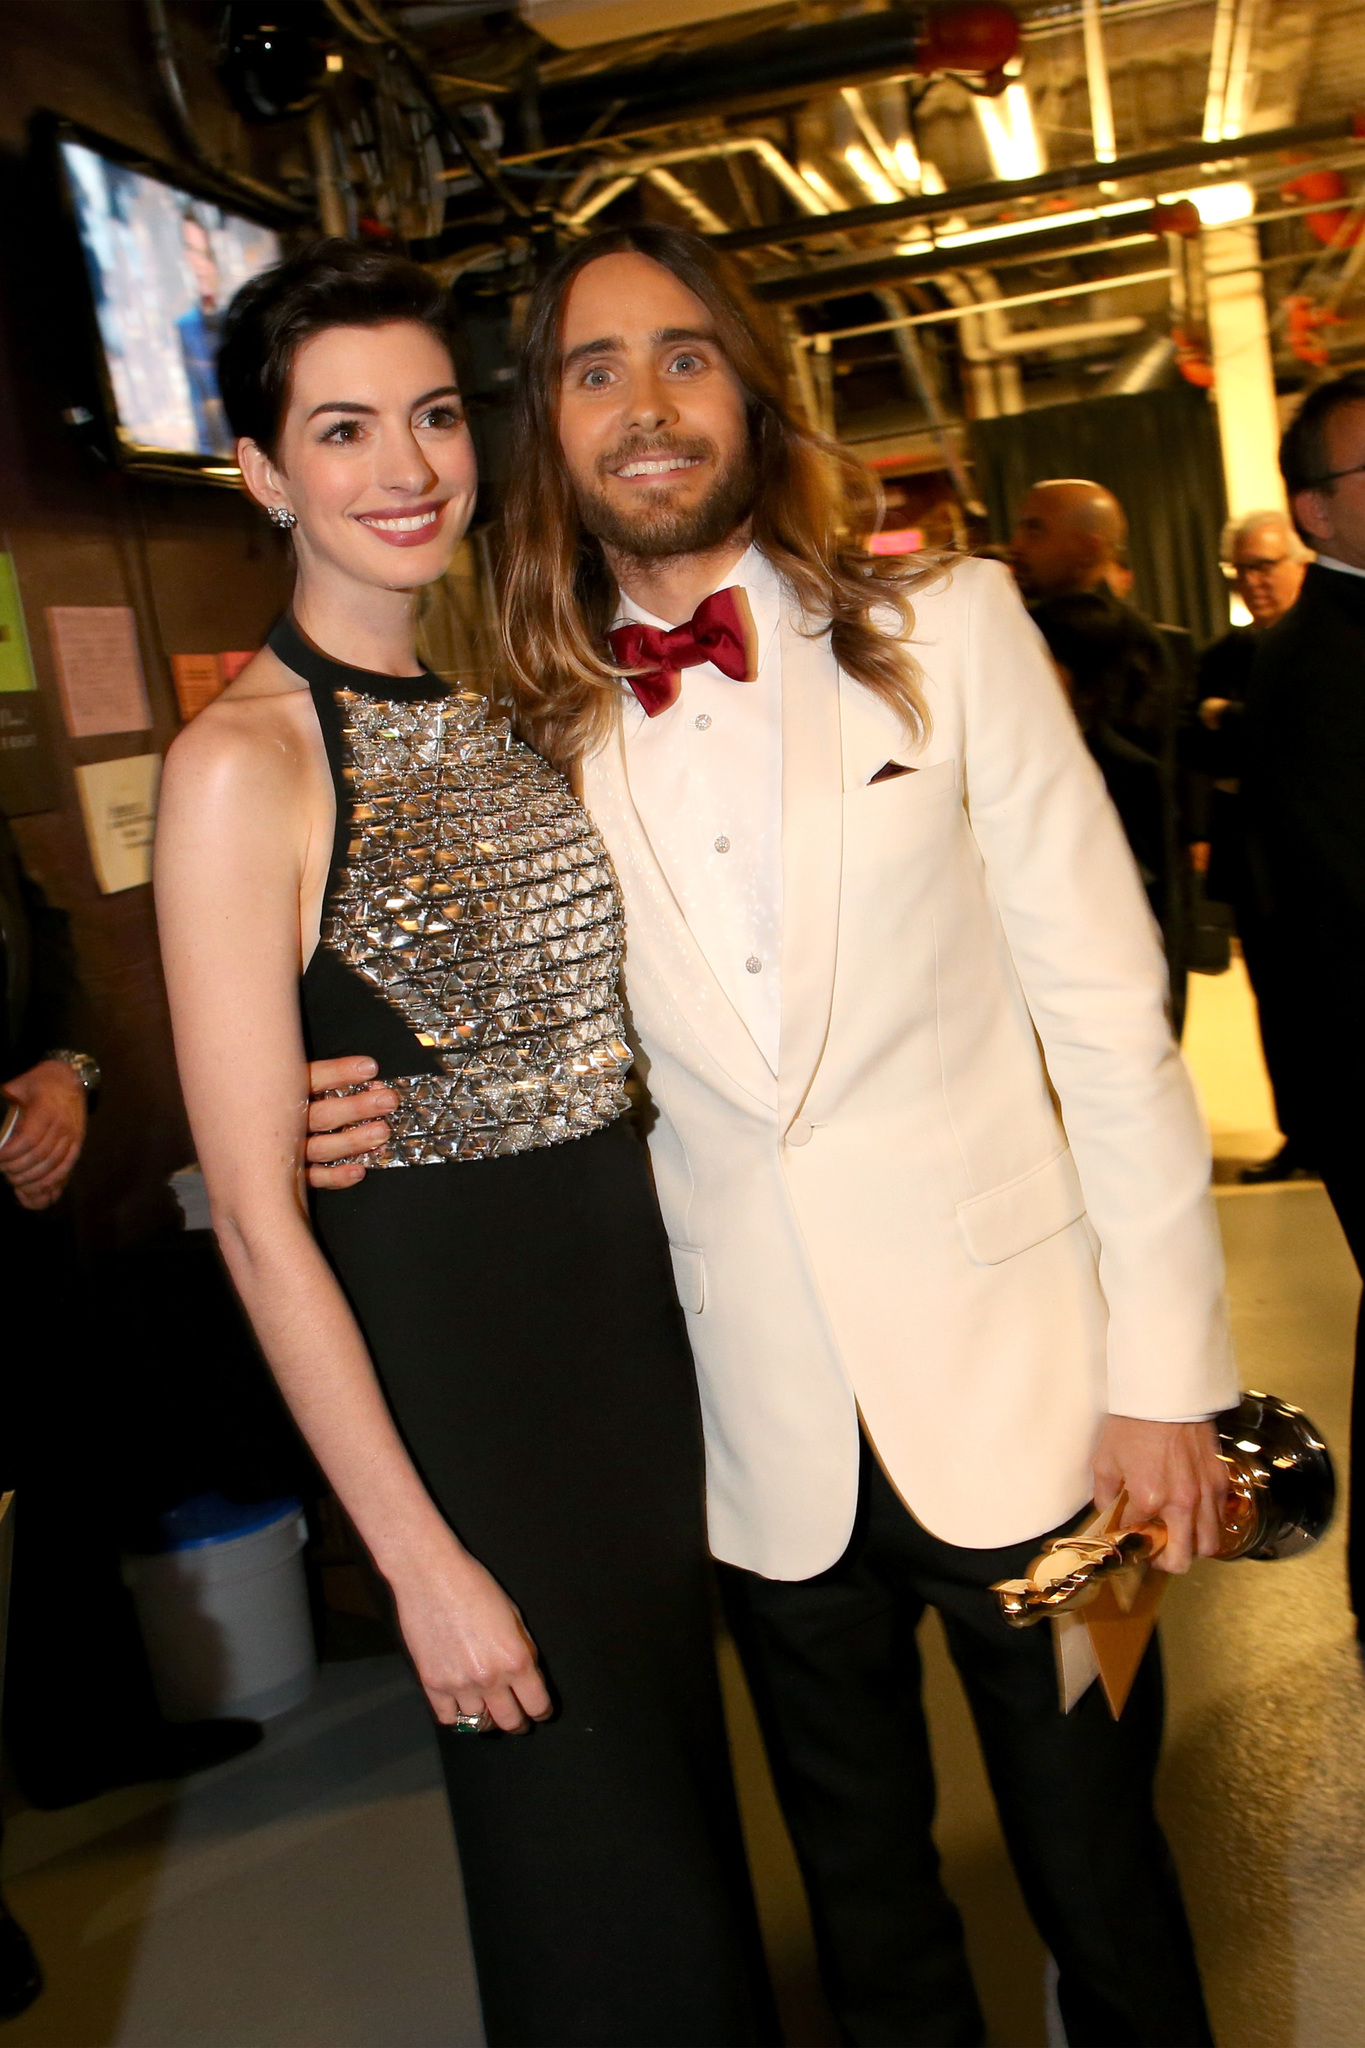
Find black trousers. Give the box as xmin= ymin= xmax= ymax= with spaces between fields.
xmin=719 ymin=1441 xmax=1212 ymax=2048
xmin=0 ymin=1200 xmax=168 ymax=1806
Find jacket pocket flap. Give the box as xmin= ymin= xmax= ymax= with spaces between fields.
xmin=956 ymin=1149 xmax=1086 ymax=1266
xmin=669 ymin=1243 xmax=706 ymax=1315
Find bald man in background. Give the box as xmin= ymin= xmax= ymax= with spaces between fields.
xmin=1012 ymin=480 xmax=1188 ymax=1022
xmin=1010 ymin=478 xmax=1130 ymax=607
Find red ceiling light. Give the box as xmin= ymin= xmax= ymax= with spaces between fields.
xmin=915 ymin=4 xmax=1021 ymax=79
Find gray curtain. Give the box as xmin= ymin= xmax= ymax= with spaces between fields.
xmin=968 ymin=388 xmax=1229 ymax=647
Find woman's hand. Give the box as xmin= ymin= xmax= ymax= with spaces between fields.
xmin=389 ymin=1530 xmax=554 ymax=1734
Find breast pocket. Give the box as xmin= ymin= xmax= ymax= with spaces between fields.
xmin=849 ymin=754 xmax=959 ymax=819
xmin=843 ymin=756 xmax=963 ymax=887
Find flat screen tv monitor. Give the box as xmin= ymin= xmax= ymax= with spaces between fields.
xmin=53 ymin=124 xmax=283 ymax=480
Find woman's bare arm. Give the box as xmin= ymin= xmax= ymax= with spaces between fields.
xmin=155 ymin=696 xmax=550 ymax=1730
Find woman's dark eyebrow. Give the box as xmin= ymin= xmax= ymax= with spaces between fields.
xmin=307 ymin=400 xmax=378 ymax=420
xmin=305 ymin=385 xmax=461 ymax=421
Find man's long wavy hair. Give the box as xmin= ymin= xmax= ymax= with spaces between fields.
xmin=497 ymin=224 xmax=938 ymax=767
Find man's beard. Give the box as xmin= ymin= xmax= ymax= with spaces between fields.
xmin=573 ymin=434 xmax=757 ymax=560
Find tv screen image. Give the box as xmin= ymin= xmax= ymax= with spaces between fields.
xmin=59 ymin=139 xmax=281 ymax=462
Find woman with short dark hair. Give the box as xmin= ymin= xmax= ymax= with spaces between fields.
xmin=155 ymin=239 xmax=773 ymax=2048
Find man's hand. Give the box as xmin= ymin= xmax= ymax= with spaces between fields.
xmin=305 ymin=1056 xmax=394 ymax=1190
xmin=1092 ymin=1416 xmax=1229 ymax=1574
xmin=1198 ymin=696 xmax=1231 ymax=731
xmin=1 ymin=1059 xmax=87 ymax=1210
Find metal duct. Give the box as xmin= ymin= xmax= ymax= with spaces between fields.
xmin=749 ymin=214 xmax=1165 ymax=306
xmin=711 ymin=113 xmax=1365 ymax=254
xmin=1097 ymin=332 xmax=1177 ymax=394
xmin=517 ymin=4 xmax=1019 ymax=155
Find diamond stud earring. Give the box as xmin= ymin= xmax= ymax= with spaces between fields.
xmin=267 ymin=505 xmax=297 ymax=531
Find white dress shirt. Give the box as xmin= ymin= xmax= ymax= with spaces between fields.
xmin=1314 ymin=552 xmax=1365 ymax=580
xmin=615 ymin=545 xmax=785 ymax=1069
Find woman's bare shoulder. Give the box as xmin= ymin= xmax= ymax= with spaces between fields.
xmin=164 ymin=648 xmax=316 ymax=799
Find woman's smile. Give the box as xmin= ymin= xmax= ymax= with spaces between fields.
xmin=353 ymin=499 xmax=448 ymax=547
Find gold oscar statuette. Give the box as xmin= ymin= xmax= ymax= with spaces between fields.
xmin=989 ymin=1392 xmax=1335 ymax=1715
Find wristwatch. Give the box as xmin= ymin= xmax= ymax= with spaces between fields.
xmin=44 ymin=1049 xmax=102 ymax=1099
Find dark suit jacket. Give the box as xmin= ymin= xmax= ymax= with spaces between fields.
xmin=1242 ymin=561 xmax=1365 ymax=1135
xmin=1184 ymin=626 xmax=1261 ymax=903
xmin=0 ymin=812 xmax=76 ymax=1082
xmin=1030 ymin=589 xmax=1183 ymax=949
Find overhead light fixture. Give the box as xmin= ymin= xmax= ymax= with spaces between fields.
xmin=1159 ymin=181 xmax=1255 ymax=226
xmin=842 ymin=144 xmax=901 ymax=206
xmin=892 ymin=137 xmax=923 ymax=192
xmin=974 ymin=84 xmax=1044 ymax=182
xmin=935 ymin=197 xmax=1151 ymax=250
xmin=798 ymin=162 xmax=849 ymax=213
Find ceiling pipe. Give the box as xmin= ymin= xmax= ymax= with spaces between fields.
xmin=750 ymin=217 xmax=1165 ymax=305
xmin=1081 ymin=0 xmax=1117 ymax=164
xmin=935 ymin=273 xmax=1004 ymax=418
xmin=985 ymin=314 xmax=1144 ymax=353
xmin=799 ymin=267 xmax=1174 ymax=347
xmin=872 ymin=287 xmax=979 ymax=494
xmin=645 ymin=167 xmax=727 ymax=235
xmin=566 ymin=136 xmax=828 ymax=231
xmin=1097 ymin=331 xmax=1177 ymax=392
xmin=752 ymin=172 xmax=1365 ymax=308
xmin=512 ymin=3 xmax=1020 ymax=156
xmin=711 ymin=112 xmax=1364 ymax=254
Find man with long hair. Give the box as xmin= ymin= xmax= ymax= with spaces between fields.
xmin=308 ymin=225 xmax=1232 ymax=2047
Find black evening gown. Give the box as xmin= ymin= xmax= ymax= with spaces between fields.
xmin=277 ymin=617 xmax=773 ymax=2048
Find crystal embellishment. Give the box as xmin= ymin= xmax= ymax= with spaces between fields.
xmin=321 ymin=687 xmax=631 ymax=1167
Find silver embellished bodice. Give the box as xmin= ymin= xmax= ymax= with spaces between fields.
xmin=322 ymin=685 xmax=631 ymax=1167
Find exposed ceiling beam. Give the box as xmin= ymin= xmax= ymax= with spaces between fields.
xmin=750 ymin=219 xmax=1164 ymax=305
xmin=710 ymin=113 xmax=1364 ymax=254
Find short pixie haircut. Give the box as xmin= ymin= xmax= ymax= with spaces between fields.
xmin=217 ymin=237 xmax=459 ymax=460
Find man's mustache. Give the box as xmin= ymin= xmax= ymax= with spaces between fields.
xmin=595 ymin=435 xmax=715 ymax=478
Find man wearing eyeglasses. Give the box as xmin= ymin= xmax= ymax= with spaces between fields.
xmin=1243 ymin=368 xmax=1365 ymax=1641
xmin=1189 ymin=511 xmax=1309 ymax=1184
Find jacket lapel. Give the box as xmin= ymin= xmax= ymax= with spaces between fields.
xmin=778 ymin=612 xmax=844 ymax=1133
xmin=583 ymin=713 xmax=780 ymax=1110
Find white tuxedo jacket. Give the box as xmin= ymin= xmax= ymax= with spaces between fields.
xmin=582 ymin=557 xmax=1236 ymax=1580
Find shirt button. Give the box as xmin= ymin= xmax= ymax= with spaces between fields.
xmin=745 ymin=955 xmax=762 ymax=974
xmin=694 ymin=713 xmax=712 ymax=731
xmin=714 ymin=835 xmax=730 ymax=853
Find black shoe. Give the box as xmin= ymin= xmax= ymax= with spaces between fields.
xmin=0 ymin=1903 xmax=42 ymax=2020
xmin=1239 ymin=1142 xmax=1316 ymax=1185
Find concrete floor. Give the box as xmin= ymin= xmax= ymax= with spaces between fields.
xmin=3 ymin=960 xmax=1360 ymax=2047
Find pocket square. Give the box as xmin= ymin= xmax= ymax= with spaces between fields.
xmin=869 ymin=760 xmax=917 ymax=784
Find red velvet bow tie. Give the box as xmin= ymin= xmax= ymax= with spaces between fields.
xmin=608 ymin=586 xmax=757 ymax=718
